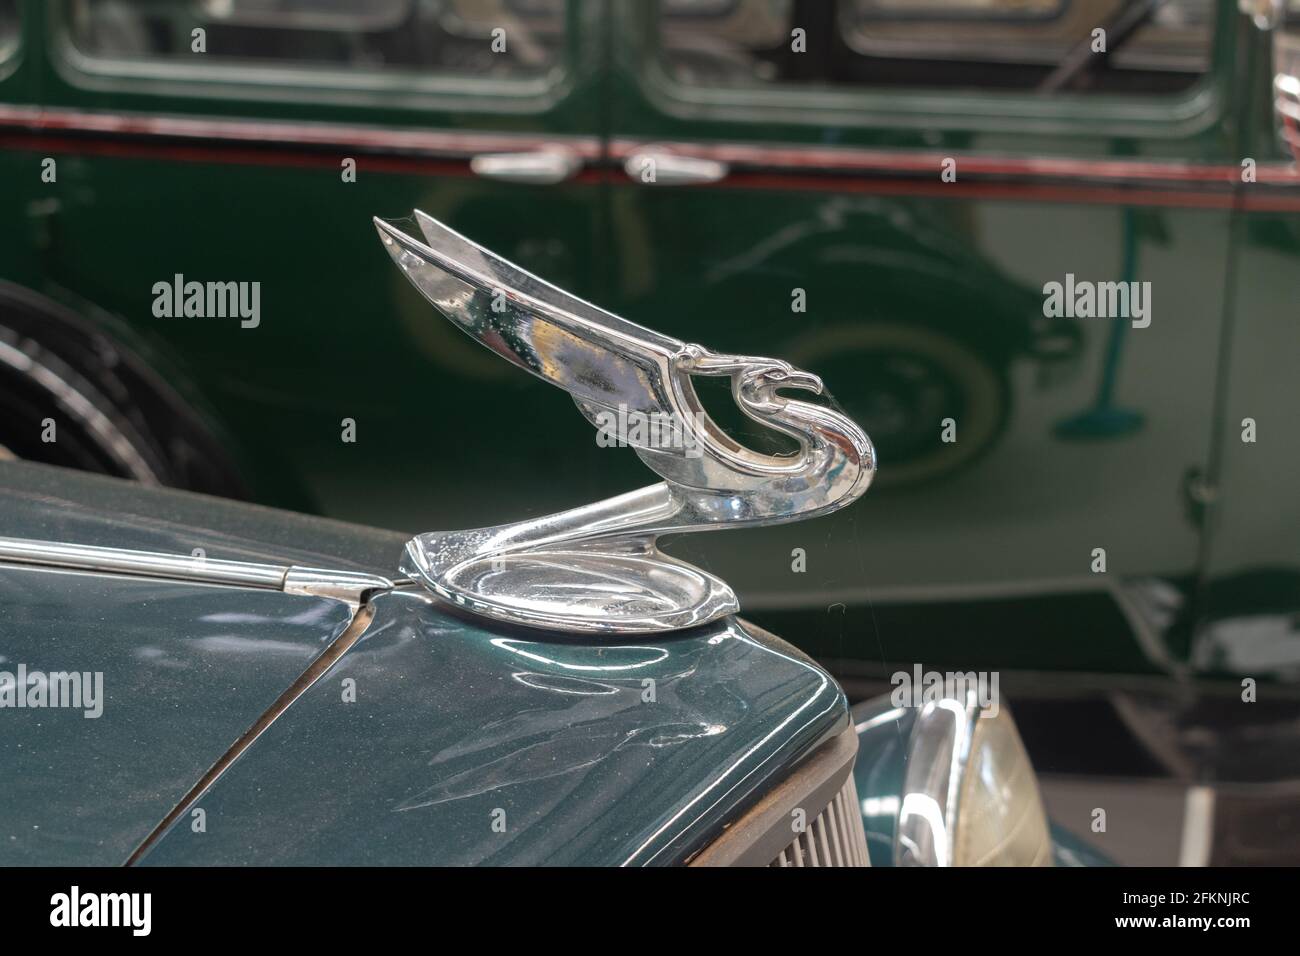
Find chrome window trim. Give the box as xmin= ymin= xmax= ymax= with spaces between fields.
xmin=634 ymin=0 xmax=1226 ymax=137
xmin=196 ymin=0 xmax=415 ymax=33
xmin=0 ymin=536 xmax=394 ymax=608
xmin=50 ymin=0 xmax=575 ymax=109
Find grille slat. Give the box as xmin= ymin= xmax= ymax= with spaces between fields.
xmin=768 ymin=772 xmax=869 ymax=867
xmin=827 ymin=797 xmax=845 ymax=866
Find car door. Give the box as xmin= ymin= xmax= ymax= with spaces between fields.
xmin=1 ymin=0 xmax=608 ymax=528
xmin=600 ymin=0 xmax=1239 ymax=681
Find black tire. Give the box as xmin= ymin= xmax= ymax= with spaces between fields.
xmin=0 ymin=282 xmax=247 ymax=497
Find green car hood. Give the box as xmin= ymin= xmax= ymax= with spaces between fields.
xmin=135 ymin=590 xmax=845 ymax=866
xmin=0 ymin=566 xmax=356 ymax=865
xmin=0 ymin=463 xmax=847 ymax=865
xmin=0 ymin=460 xmax=408 ymax=573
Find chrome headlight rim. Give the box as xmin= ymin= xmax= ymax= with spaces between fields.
xmin=894 ymin=689 xmax=1050 ymax=867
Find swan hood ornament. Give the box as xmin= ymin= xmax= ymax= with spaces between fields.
xmin=376 ymin=211 xmax=875 ymax=634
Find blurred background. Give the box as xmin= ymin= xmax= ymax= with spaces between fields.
xmin=1 ymin=0 xmax=1298 ymax=864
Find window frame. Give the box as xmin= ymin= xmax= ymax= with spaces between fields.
xmin=632 ymin=0 xmax=1235 ymax=144
xmin=839 ymin=0 xmax=1215 ymax=74
xmin=193 ymin=0 xmax=416 ymax=33
xmin=48 ymin=0 xmax=582 ymax=117
xmin=852 ymin=0 xmax=1070 ymax=26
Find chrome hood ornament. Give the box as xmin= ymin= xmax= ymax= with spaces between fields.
xmin=376 ymin=211 xmax=875 ymax=634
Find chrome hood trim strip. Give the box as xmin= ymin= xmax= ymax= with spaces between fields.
xmin=0 ymin=536 xmax=394 ymax=608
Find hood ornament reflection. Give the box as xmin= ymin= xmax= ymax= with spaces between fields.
xmin=376 ymin=211 xmax=875 ymax=634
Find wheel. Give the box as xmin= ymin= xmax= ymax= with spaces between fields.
xmin=0 ymin=282 xmax=246 ymax=497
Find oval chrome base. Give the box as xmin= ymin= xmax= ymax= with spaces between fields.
xmin=400 ymin=540 xmax=738 ymax=634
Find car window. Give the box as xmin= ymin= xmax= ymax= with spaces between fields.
xmin=656 ymin=0 xmax=1214 ymax=95
xmin=63 ymin=0 xmax=566 ymax=79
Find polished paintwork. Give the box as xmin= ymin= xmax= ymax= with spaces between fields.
xmin=137 ymin=590 xmax=845 ymax=866
xmin=0 ymin=1 xmax=1294 ymax=696
xmin=0 ymin=459 xmax=406 ymax=574
xmin=0 ymin=565 xmax=353 ymax=865
xmin=0 ymin=461 xmax=848 ymax=866
xmin=850 ymin=696 xmax=910 ymax=866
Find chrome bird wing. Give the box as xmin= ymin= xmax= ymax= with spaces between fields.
xmin=377 ymin=210 xmax=678 ymax=416
xmin=377 ymin=211 xmax=875 ymax=634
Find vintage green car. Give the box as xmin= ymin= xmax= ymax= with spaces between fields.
xmin=0 ymin=0 xmax=1298 ymax=854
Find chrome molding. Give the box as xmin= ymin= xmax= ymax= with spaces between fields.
xmin=895 ymin=690 xmax=1053 ymax=867
xmin=896 ymin=691 xmax=979 ymax=867
xmin=376 ymin=211 xmax=875 ymax=634
xmin=0 ymin=536 xmax=394 ymax=608
xmin=0 ymin=105 xmax=604 ymax=162
xmin=126 ymin=601 xmax=378 ymax=866
xmin=282 ymin=566 xmax=398 ymax=607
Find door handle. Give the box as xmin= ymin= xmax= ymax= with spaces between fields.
xmin=469 ymin=147 xmax=582 ymax=185
xmin=623 ymin=149 xmax=729 ymax=186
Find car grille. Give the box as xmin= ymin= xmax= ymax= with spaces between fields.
xmin=769 ymin=773 xmax=869 ymax=867
xmin=689 ymin=723 xmax=869 ymax=867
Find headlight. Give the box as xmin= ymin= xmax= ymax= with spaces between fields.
xmin=896 ymin=691 xmax=1051 ymax=866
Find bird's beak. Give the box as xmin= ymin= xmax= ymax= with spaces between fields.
xmin=779 ymin=369 xmax=824 ymax=396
